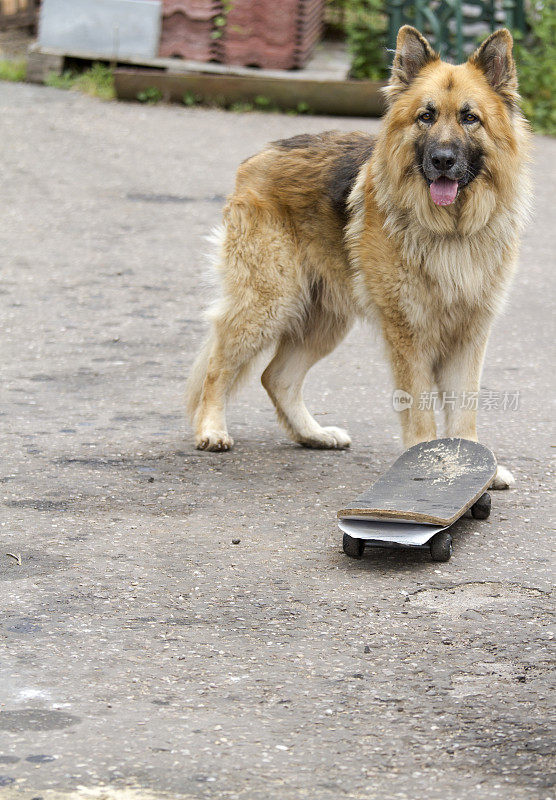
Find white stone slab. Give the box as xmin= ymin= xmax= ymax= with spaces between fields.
xmin=39 ymin=0 xmax=162 ymax=60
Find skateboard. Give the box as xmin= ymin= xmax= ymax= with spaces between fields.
xmin=337 ymin=438 xmax=496 ymax=562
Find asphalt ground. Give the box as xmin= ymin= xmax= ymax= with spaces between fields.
xmin=0 ymin=82 xmax=554 ymax=800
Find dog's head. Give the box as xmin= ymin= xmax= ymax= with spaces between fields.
xmin=377 ymin=26 xmax=529 ymax=231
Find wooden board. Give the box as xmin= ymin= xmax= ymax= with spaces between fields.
xmin=2 ymin=0 xmax=30 ymax=13
xmin=337 ymin=438 xmax=496 ymax=527
xmin=0 ymin=0 xmax=37 ymax=30
xmin=114 ymin=68 xmax=385 ymax=116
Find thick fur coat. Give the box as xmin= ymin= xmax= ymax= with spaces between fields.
xmin=186 ymin=26 xmax=530 ymax=488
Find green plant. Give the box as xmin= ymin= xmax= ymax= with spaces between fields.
xmin=514 ymin=2 xmax=556 ymax=135
xmin=45 ymin=64 xmax=115 ymax=99
xmin=0 ymin=59 xmax=26 ymax=82
xmin=137 ymin=86 xmax=163 ymax=104
xmin=45 ymin=69 xmax=78 ymax=90
xmin=75 ymin=63 xmax=115 ymax=100
xmin=229 ymin=100 xmax=254 ymax=112
xmin=343 ymin=0 xmax=388 ymax=80
xmin=211 ymin=0 xmax=233 ymax=39
xmin=183 ymin=90 xmax=201 ymax=107
xmin=179 ymin=93 xmax=310 ymax=115
xmin=253 ymin=94 xmax=272 ymax=109
xmin=325 ymin=0 xmax=348 ymax=34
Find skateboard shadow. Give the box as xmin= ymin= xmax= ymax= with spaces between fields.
xmin=334 ymin=516 xmax=476 ymax=573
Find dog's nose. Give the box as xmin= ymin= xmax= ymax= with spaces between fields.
xmin=431 ymin=148 xmax=457 ymax=172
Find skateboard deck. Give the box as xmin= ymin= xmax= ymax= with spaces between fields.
xmin=337 ymin=438 xmax=497 ymax=553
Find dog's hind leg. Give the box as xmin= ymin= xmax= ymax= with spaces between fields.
xmin=190 ymin=302 xmax=275 ymax=451
xmin=262 ymin=307 xmax=352 ymax=449
xmin=188 ymin=234 xmax=306 ymax=450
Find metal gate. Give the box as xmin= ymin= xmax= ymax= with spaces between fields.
xmin=387 ymin=0 xmax=526 ymax=63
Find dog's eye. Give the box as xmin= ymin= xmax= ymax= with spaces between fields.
xmin=462 ymin=112 xmax=479 ymax=124
xmin=418 ymin=112 xmax=434 ymax=123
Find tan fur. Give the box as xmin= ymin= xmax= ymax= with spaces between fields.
xmin=186 ymin=27 xmax=530 ymax=485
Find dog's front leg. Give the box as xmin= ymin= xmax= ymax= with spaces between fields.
xmin=435 ymin=336 xmax=486 ymax=442
xmin=435 ymin=336 xmax=515 ymax=489
xmin=386 ymin=331 xmax=437 ymax=448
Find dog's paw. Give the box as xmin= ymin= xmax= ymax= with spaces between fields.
xmin=195 ymin=430 xmax=234 ymax=452
xmin=323 ymin=426 xmax=352 ymax=449
xmin=489 ymin=464 xmax=515 ymax=490
xmin=299 ymin=426 xmax=351 ymax=450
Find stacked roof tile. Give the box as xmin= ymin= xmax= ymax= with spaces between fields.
xmin=215 ymin=0 xmax=324 ymax=69
xmin=159 ymin=0 xmax=325 ymax=69
xmin=159 ymin=0 xmax=221 ymax=60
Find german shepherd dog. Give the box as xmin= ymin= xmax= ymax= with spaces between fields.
xmin=187 ymin=26 xmax=530 ymax=489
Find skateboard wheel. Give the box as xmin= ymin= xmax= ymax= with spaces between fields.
xmin=430 ymin=531 xmax=453 ymax=562
xmin=343 ymin=533 xmax=365 ymax=559
xmin=471 ymin=492 xmax=491 ymax=520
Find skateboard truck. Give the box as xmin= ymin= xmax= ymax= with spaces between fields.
xmin=337 ymin=438 xmax=496 ymax=562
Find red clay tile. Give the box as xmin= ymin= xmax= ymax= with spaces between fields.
xmin=159 ymin=0 xmax=222 ymax=60
xmin=216 ymin=0 xmax=325 ymax=69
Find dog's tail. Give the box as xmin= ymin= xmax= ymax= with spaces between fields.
xmin=186 ymin=225 xmax=227 ymax=423
xmin=185 ymin=333 xmax=213 ymax=423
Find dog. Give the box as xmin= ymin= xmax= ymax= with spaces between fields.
xmin=186 ymin=26 xmax=530 ymax=489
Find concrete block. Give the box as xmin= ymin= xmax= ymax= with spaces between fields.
xmin=38 ymin=0 xmax=162 ymax=60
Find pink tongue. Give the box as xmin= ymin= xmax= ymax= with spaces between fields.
xmin=430 ymin=177 xmax=458 ymax=206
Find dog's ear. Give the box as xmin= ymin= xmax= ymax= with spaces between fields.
xmin=469 ymin=29 xmax=519 ymax=106
xmin=384 ymin=26 xmax=438 ymax=105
